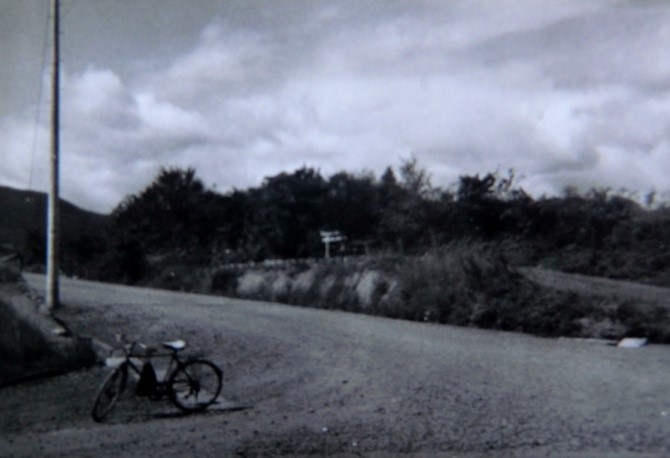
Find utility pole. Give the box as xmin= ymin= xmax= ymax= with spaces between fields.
xmin=45 ymin=0 xmax=60 ymax=311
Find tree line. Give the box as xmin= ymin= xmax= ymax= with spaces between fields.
xmin=65 ymin=157 xmax=670 ymax=286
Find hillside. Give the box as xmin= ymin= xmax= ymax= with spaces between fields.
xmin=0 ymin=185 xmax=111 ymax=267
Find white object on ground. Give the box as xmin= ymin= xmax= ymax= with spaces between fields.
xmin=104 ymin=356 xmax=143 ymax=368
xmin=617 ymin=337 xmax=648 ymax=348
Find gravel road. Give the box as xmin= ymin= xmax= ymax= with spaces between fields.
xmin=1 ymin=273 xmax=669 ymax=456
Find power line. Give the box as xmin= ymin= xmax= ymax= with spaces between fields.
xmin=28 ymin=1 xmax=53 ymax=191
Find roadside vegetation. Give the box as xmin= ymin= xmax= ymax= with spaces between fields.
xmin=3 ymin=157 xmax=670 ymax=341
xmin=50 ymin=157 xmax=670 ymax=285
xmin=205 ymin=243 xmax=670 ymax=343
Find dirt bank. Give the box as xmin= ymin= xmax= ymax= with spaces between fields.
xmin=208 ymin=254 xmax=670 ymax=343
xmin=0 ymin=268 xmax=94 ymax=385
xmin=215 ymin=261 xmax=393 ymax=312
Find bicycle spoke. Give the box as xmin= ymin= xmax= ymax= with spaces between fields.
xmin=168 ymin=360 xmax=222 ymax=413
xmin=92 ymin=364 xmax=127 ymax=422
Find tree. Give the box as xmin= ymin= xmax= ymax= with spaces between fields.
xmin=251 ymin=167 xmax=328 ymax=258
xmin=112 ymin=167 xmax=222 ymax=259
xmin=453 ymin=170 xmax=534 ymax=239
xmin=376 ymin=157 xmax=438 ymax=253
xmin=323 ymin=171 xmax=379 ymax=242
xmin=399 ymin=154 xmax=433 ymax=198
xmin=457 ymin=173 xmax=496 ymax=202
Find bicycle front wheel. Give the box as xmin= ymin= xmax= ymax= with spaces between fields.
xmin=168 ymin=359 xmax=222 ymax=413
xmin=92 ymin=363 xmax=128 ymax=422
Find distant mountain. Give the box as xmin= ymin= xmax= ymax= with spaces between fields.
xmin=0 ymin=185 xmax=111 ymax=265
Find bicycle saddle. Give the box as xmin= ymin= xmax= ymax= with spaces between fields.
xmin=162 ymin=340 xmax=186 ymax=351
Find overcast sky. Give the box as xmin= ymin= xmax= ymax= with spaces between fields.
xmin=1 ymin=0 xmax=669 ymax=213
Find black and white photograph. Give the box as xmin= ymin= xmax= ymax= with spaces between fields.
xmin=1 ymin=0 xmax=669 ymax=455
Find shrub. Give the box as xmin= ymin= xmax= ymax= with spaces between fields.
xmin=186 ymin=241 xmax=670 ymax=342
xmin=386 ymin=242 xmax=653 ymax=339
xmin=211 ymin=269 xmax=240 ymax=295
xmin=613 ymin=301 xmax=670 ymax=343
xmin=390 ymin=242 xmax=522 ymax=326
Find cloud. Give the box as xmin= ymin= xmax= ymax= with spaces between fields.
xmin=148 ymin=21 xmax=288 ymax=107
xmin=0 ymin=115 xmax=47 ymax=190
xmin=140 ymin=1 xmax=670 ymax=202
xmin=3 ymin=0 xmax=670 ymax=212
xmin=67 ymin=68 xmax=139 ymax=129
xmin=0 ymin=65 xmax=215 ymax=211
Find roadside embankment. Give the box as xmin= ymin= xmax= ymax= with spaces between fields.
xmin=212 ymin=259 xmax=395 ymax=314
xmin=0 ymin=263 xmax=95 ymax=386
xmin=202 ymin=244 xmax=670 ymax=343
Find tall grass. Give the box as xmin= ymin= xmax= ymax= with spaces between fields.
xmin=182 ymin=242 xmax=670 ymax=342
xmin=388 ymin=242 xmax=670 ymax=341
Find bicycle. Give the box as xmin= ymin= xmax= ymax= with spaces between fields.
xmin=91 ymin=337 xmax=223 ymax=422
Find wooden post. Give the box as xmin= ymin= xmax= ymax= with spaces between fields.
xmin=324 ymin=239 xmax=331 ymax=259
xmin=320 ymin=231 xmax=345 ymax=259
xmin=45 ymin=0 xmax=60 ymax=311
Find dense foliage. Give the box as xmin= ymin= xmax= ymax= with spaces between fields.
xmin=63 ymin=159 xmax=670 ymax=288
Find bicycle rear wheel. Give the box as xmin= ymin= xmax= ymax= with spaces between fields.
xmin=168 ymin=359 xmax=222 ymax=413
xmin=92 ymin=363 xmax=128 ymax=422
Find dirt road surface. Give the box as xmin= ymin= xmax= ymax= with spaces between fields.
xmin=1 ymin=273 xmax=669 ymax=456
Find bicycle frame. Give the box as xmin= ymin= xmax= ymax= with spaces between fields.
xmin=125 ymin=344 xmax=175 ymax=380
xmin=113 ymin=342 xmax=190 ymax=397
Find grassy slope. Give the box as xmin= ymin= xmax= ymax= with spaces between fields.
xmin=202 ymin=243 xmax=670 ymax=342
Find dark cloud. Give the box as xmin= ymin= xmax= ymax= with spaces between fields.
xmin=463 ymin=5 xmax=670 ymax=88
